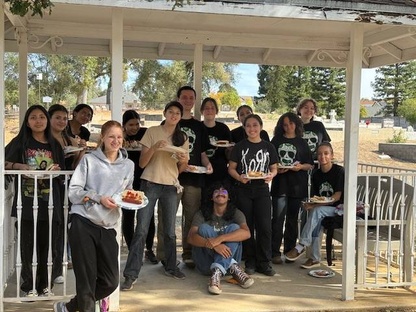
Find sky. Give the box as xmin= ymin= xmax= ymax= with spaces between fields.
xmin=234 ymin=64 xmax=377 ymax=99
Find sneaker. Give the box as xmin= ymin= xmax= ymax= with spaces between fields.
xmin=285 ymin=246 xmax=305 ymax=262
xmin=53 ymin=301 xmax=69 ymax=312
xmin=301 ymin=258 xmax=320 ymax=269
xmin=229 ymin=264 xmax=254 ymax=289
xmin=256 ymin=266 xmax=276 ymax=276
xmin=272 ymin=256 xmax=283 ymax=264
xmin=54 ymin=275 xmax=65 ymax=284
xmin=164 ymin=268 xmax=186 ymax=280
xmin=245 ymin=266 xmax=256 ymax=275
xmin=208 ymin=268 xmax=222 ymax=295
xmin=40 ymin=288 xmax=54 ymax=296
xmin=25 ymin=289 xmax=38 ymax=297
xmin=183 ymin=258 xmax=195 ymax=269
xmin=145 ymin=250 xmax=159 ymax=264
xmin=121 ymin=277 xmax=137 ymax=291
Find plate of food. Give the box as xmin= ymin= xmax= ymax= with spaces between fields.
xmin=160 ymin=145 xmax=187 ymax=154
xmin=113 ymin=190 xmax=149 ymax=210
xmin=243 ymin=171 xmax=268 ymax=180
xmin=186 ymin=165 xmax=207 ymax=174
xmin=308 ymin=269 xmax=335 ymax=278
xmin=210 ymin=140 xmax=235 ymax=148
xmin=64 ymin=146 xmax=85 ymax=154
xmin=124 ymin=141 xmax=142 ymax=151
xmin=309 ymin=196 xmax=334 ymax=204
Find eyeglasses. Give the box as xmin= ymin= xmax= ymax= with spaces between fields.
xmin=213 ymin=188 xmax=228 ymax=196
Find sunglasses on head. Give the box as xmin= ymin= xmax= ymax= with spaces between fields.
xmin=213 ymin=188 xmax=228 ymax=196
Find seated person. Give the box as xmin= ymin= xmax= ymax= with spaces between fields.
xmin=285 ymin=142 xmax=345 ymax=268
xmin=187 ymin=181 xmax=254 ymax=295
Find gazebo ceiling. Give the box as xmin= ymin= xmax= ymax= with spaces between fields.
xmin=3 ymin=0 xmax=416 ymax=68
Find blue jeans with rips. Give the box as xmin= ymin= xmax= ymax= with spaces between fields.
xmin=192 ymin=223 xmax=242 ymax=276
xmin=123 ymin=181 xmax=178 ymax=279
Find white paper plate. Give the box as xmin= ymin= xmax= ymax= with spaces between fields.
xmin=242 ymin=173 xmax=268 ymax=180
xmin=278 ymin=164 xmax=294 ymax=169
xmin=160 ymin=145 xmax=187 ymax=154
xmin=125 ymin=147 xmax=142 ymax=151
xmin=112 ymin=193 xmax=149 ymax=210
xmin=309 ymin=197 xmax=334 ymax=204
xmin=210 ymin=141 xmax=235 ymax=148
xmin=308 ymin=269 xmax=335 ymax=278
xmin=186 ymin=165 xmax=207 ymax=174
xmin=64 ymin=146 xmax=84 ymax=154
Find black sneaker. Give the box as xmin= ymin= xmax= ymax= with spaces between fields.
xmin=164 ymin=268 xmax=186 ymax=280
xmin=121 ymin=277 xmax=137 ymax=291
xmin=256 ymin=266 xmax=276 ymax=276
xmin=145 ymin=250 xmax=159 ymax=264
xmin=245 ymin=266 xmax=256 ymax=275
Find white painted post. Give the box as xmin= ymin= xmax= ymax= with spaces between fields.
xmin=342 ymin=24 xmax=363 ymax=301
xmin=193 ymin=43 xmax=203 ymax=121
xmin=18 ymin=29 xmax=28 ymax=126
xmin=110 ymin=7 xmax=123 ymax=312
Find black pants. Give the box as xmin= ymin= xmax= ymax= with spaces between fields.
xmin=20 ymin=219 xmax=57 ymax=293
xmin=235 ymin=186 xmax=272 ymax=271
xmin=66 ymin=215 xmax=119 ymax=312
xmin=122 ymin=208 xmax=155 ymax=251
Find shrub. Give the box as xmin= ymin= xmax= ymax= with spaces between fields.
xmin=386 ymin=129 xmax=407 ymax=143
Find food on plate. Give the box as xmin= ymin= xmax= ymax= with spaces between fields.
xmin=121 ymin=190 xmax=144 ymax=205
xmin=314 ymin=270 xmax=330 ymax=277
xmin=187 ymin=165 xmax=198 ymax=172
xmin=310 ymin=195 xmax=328 ymax=202
xmin=124 ymin=140 xmax=140 ymax=149
xmin=215 ymin=140 xmax=229 ymax=145
xmin=247 ymin=171 xmax=264 ymax=178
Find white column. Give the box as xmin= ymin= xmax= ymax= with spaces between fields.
xmin=18 ymin=29 xmax=28 ymax=126
xmin=111 ymin=8 xmax=123 ymax=124
xmin=342 ymin=24 xmax=363 ymax=301
xmin=193 ymin=44 xmax=203 ymax=120
xmin=0 ymin=1 xmax=6 ymax=311
xmin=109 ymin=7 xmax=123 ymax=312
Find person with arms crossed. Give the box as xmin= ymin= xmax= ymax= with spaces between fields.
xmin=188 ymin=181 xmax=254 ymax=295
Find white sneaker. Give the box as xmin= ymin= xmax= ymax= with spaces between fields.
xmin=25 ymin=289 xmax=38 ymax=297
xmin=54 ymin=276 xmax=65 ymax=284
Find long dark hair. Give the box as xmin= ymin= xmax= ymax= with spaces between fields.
xmin=201 ymin=180 xmax=237 ymax=222
xmin=122 ymin=110 xmax=140 ymax=126
xmin=273 ymin=112 xmax=304 ymax=137
xmin=163 ymin=101 xmax=187 ymax=147
xmin=5 ymin=105 xmax=63 ymax=165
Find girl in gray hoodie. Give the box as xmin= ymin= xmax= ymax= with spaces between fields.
xmin=54 ymin=120 xmax=134 ymax=312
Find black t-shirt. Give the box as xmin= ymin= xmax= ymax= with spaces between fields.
xmin=312 ymin=164 xmax=344 ymax=206
xmin=204 ymin=121 xmax=232 ymax=184
xmin=230 ymin=139 xmax=278 ymax=188
xmin=66 ymin=124 xmax=91 ymax=141
xmin=302 ymin=121 xmax=331 ymax=159
xmin=179 ymin=118 xmax=210 ymax=187
xmin=231 ymin=126 xmax=270 ymax=143
xmin=191 ymin=209 xmax=246 ymax=233
xmin=270 ymin=135 xmax=314 ymax=198
xmin=125 ymin=127 xmax=147 ymax=190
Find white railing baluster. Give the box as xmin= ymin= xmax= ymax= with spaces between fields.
xmin=47 ymin=175 xmax=54 ymax=296
xmin=15 ymin=175 xmax=22 ymax=298
xmin=31 ymin=176 xmax=39 ymax=296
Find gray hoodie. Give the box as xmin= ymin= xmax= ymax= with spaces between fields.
xmin=69 ymin=147 xmax=134 ymax=229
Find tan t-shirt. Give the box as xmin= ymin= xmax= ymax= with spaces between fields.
xmin=140 ymin=125 xmax=189 ymax=185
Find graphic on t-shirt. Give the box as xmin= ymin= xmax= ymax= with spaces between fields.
xmin=206 ymin=135 xmax=217 ymax=158
xmin=181 ymin=127 xmax=196 ymax=154
xmin=278 ymin=143 xmax=297 ymax=166
xmin=24 ymin=148 xmax=54 ymax=200
xmin=303 ymin=131 xmax=319 ymax=152
xmin=240 ymin=148 xmax=270 ymax=173
xmin=319 ymin=182 xmax=334 ymax=198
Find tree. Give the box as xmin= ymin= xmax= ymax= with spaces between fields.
xmin=5 ymin=0 xmax=53 ymax=17
xmin=398 ymin=98 xmax=416 ymax=126
xmin=372 ymin=62 xmax=416 ymax=116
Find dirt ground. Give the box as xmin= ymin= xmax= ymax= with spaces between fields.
xmin=5 ymin=110 xmax=416 ymax=170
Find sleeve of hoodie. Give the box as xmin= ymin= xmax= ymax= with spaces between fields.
xmin=68 ymin=155 xmax=103 ymax=205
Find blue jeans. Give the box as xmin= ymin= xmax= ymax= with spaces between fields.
xmin=299 ymin=205 xmax=337 ymax=261
xmin=123 ymin=181 xmax=178 ymax=278
xmin=192 ymin=223 xmax=241 ymax=276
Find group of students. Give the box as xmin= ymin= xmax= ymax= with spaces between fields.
xmin=4 ymin=89 xmax=345 ymax=311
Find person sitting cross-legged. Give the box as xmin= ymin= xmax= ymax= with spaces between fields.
xmin=187 ymin=181 xmax=254 ymax=295
xmin=285 ymin=142 xmax=344 ymax=268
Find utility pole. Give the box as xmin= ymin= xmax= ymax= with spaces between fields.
xmin=36 ymin=73 xmax=43 ymax=104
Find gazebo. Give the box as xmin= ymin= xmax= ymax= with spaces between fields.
xmin=1 ymin=0 xmax=416 ymax=308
